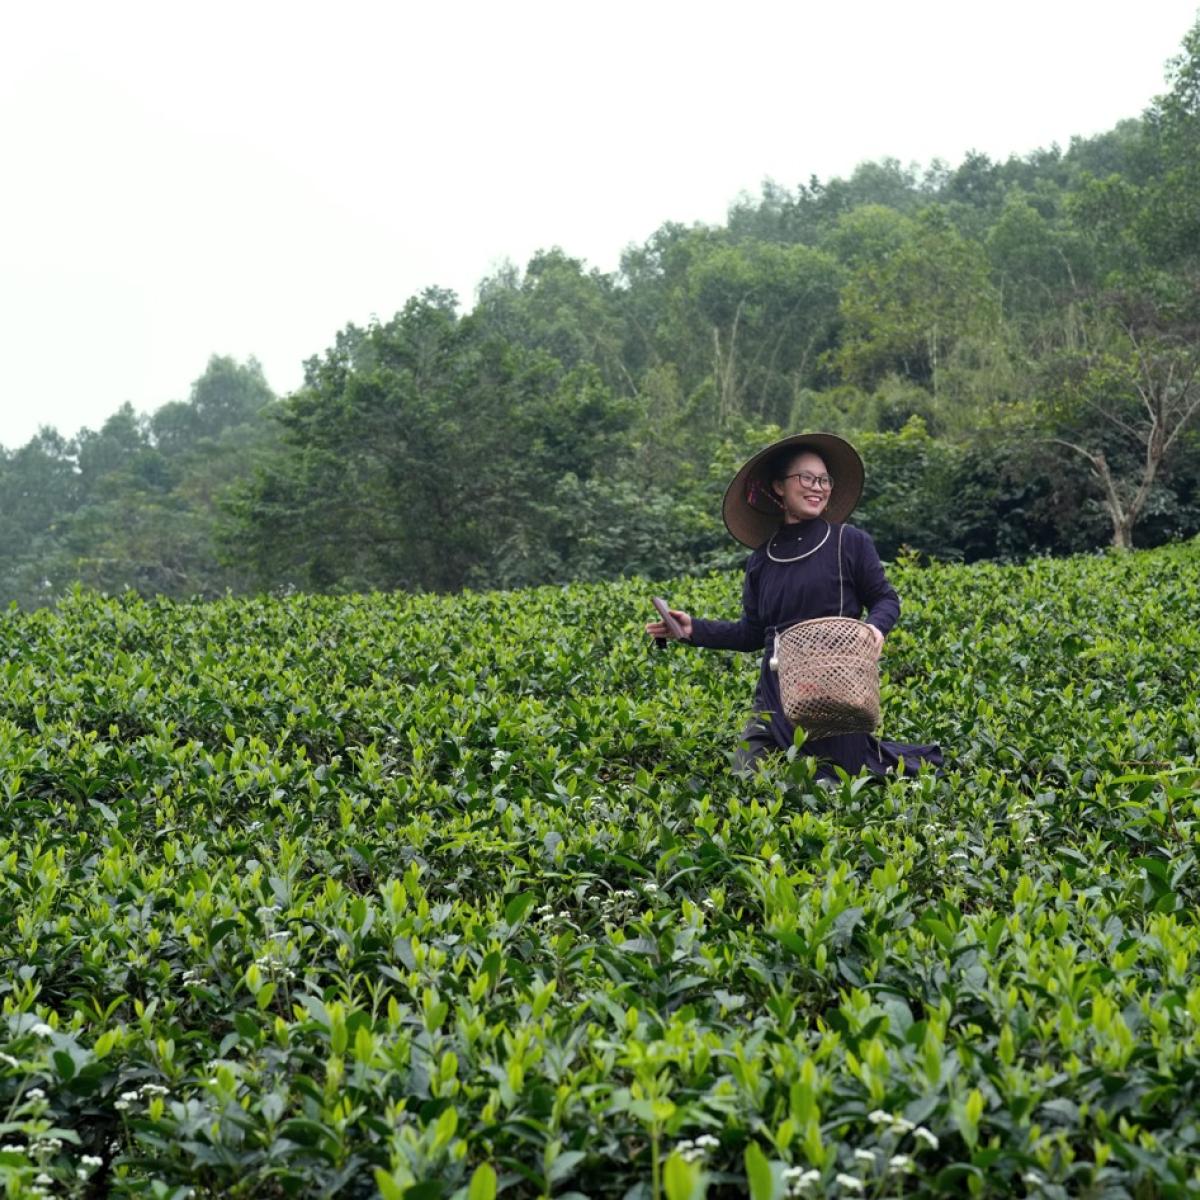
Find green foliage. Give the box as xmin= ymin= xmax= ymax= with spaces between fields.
xmin=1 ymin=542 xmax=1200 ymax=1195
xmin=833 ymin=208 xmax=1001 ymax=393
xmin=226 ymin=292 xmax=641 ymax=593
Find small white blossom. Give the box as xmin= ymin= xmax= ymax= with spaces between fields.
xmin=26 ymin=1088 xmax=45 ymax=1101
xmin=914 ymin=1127 xmax=939 ymax=1149
xmin=888 ymin=1155 xmax=913 ymax=1172
xmin=120 ymin=1090 xmax=140 ymax=1103
xmin=867 ymin=1109 xmax=893 ymax=1125
xmin=35 ymin=1174 xmax=53 ymax=1185
xmin=30 ymin=1024 xmax=53 ymax=1038
xmin=853 ymin=1148 xmax=875 ymax=1163
xmin=0 ymin=1053 xmax=19 ymax=1068
xmin=114 ymin=1099 xmax=131 ymax=1111
xmin=1023 ymin=1172 xmax=1044 ymax=1186
xmin=141 ymin=1084 xmax=169 ymax=1097
xmin=783 ymin=1166 xmax=806 ymax=1181
xmin=892 ymin=1117 xmax=915 ymax=1133
xmin=694 ymin=1134 xmax=720 ymax=1149
xmin=835 ymin=1174 xmax=865 ymax=1192
xmin=799 ymin=1170 xmax=821 ymax=1186
xmin=81 ymin=1155 xmax=103 ymax=1167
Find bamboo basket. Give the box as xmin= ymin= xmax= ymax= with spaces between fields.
xmin=770 ymin=616 xmax=880 ymax=739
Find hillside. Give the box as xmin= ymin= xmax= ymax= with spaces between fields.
xmin=1 ymin=543 xmax=1198 ymax=1196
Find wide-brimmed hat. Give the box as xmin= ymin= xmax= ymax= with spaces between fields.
xmin=722 ymin=432 xmax=864 ymax=548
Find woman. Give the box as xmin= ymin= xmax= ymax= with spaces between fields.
xmin=646 ymin=432 xmax=943 ymax=778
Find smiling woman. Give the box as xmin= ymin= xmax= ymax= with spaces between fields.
xmin=645 ymin=432 xmax=944 ymax=778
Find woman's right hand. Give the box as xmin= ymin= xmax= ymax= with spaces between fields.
xmin=645 ymin=608 xmax=693 ymax=640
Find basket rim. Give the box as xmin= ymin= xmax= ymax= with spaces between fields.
xmin=777 ymin=616 xmax=874 ymax=636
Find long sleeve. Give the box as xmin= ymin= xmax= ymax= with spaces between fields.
xmin=848 ymin=527 xmax=900 ymax=636
xmin=689 ymin=556 xmax=766 ymax=652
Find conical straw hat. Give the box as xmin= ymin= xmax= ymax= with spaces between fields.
xmin=722 ymin=432 xmax=864 ymax=548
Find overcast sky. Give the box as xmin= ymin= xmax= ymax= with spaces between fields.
xmin=1 ymin=0 xmax=1197 ymax=451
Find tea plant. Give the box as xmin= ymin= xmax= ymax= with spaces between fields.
xmin=0 ymin=542 xmax=1198 ymax=1197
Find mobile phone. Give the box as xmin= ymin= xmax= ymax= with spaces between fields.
xmin=652 ymin=596 xmax=685 ymax=640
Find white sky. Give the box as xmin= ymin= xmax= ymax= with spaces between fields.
xmin=1 ymin=0 xmax=1197 ymax=450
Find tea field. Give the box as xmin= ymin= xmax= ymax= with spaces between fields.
xmin=1 ymin=541 xmax=1199 ymax=1199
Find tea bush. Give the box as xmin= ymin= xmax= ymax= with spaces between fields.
xmin=0 ymin=541 xmax=1198 ymax=1198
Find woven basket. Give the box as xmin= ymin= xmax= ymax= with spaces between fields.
xmin=770 ymin=617 xmax=880 ymax=739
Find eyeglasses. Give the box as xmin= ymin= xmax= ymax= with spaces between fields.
xmin=784 ymin=471 xmax=834 ymax=491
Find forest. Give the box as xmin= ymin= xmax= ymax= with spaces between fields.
xmin=2 ymin=19 xmax=1199 ymax=607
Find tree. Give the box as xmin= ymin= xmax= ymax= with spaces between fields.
xmin=658 ymin=239 xmax=843 ymax=427
xmin=1138 ymin=16 xmax=1200 ymax=267
xmin=833 ymin=207 xmax=1002 ymax=399
xmin=1049 ymin=283 xmax=1200 ymax=549
xmin=0 ymin=428 xmax=81 ymax=605
xmin=474 ymin=250 xmax=630 ymax=394
xmin=226 ymin=291 xmax=637 ymax=593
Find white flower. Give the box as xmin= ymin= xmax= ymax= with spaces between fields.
xmin=835 ymin=1175 xmax=865 ymax=1192
xmin=914 ymin=1127 xmax=939 ymax=1149
xmin=119 ymin=1090 xmax=140 ymax=1103
xmin=0 ymin=1053 xmax=19 ymax=1068
xmin=783 ymin=1166 xmax=806 ymax=1180
xmin=141 ymin=1084 xmax=169 ymax=1097
xmin=867 ymin=1109 xmax=893 ymax=1125
xmin=799 ymin=1170 xmax=821 ymax=1186
xmin=30 ymin=1024 xmax=53 ymax=1038
xmin=892 ymin=1117 xmax=915 ymax=1133
xmin=695 ymin=1134 xmax=720 ymax=1149
xmin=26 ymin=1087 xmax=46 ymax=1101
xmin=81 ymin=1155 xmax=103 ymax=1167
xmin=114 ymin=1099 xmax=131 ymax=1112
xmin=35 ymin=1175 xmax=53 ymax=1185
xmin=853 ymin=1148 xmax=875 ymax=1163
xmin=1023 ymin=1172 xmax=1044 ymax=1186
xmin=889 ymin=1155 xmax=913 ymax=1172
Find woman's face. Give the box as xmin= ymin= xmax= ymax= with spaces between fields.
xmin=773 ymin=451 xmax=832 ymax=522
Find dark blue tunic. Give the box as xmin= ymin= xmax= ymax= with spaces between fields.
xmin=689 ymin=518 xmax=943 ymax=776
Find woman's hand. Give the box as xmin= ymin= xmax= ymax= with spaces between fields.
xmin=865 ymin=623 xmax=884 ymax=657
xmin=645 ymin=608 xmax=693 ymax=640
